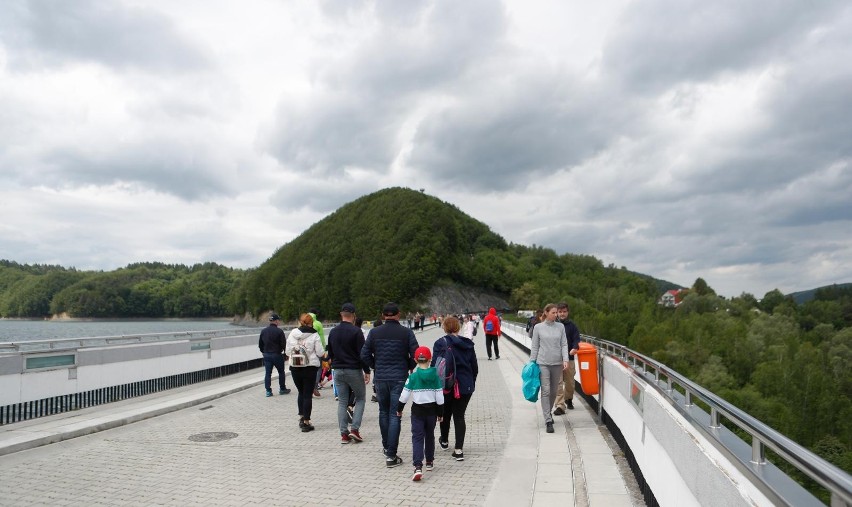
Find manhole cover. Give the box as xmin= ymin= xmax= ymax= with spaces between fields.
xmin=188 ymin=431 xmax=238 ymax=442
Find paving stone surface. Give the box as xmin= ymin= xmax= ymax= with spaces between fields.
xmin=0 ymin=327 xmax=513 ymax=506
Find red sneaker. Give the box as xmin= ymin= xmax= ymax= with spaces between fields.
xmin=348 ymin=429 xmax=363 ymax=442
xmin=341 ymin=432 xmax=351 ymax=444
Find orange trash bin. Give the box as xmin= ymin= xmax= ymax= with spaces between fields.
xmin=576 ymin=342 xmax=600 ymax=395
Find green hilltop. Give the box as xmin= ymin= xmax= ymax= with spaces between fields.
xmin=234 ymin=187 xmax=668 ymax=331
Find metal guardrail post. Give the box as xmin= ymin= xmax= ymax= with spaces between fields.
xmin=710 ymin=407 xmax=721 ymax=429
xmin=752 ymin=438 xmax=766 ymax=465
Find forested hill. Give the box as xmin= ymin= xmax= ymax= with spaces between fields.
xmin=234 ymin=187 xmax=666 ymax=325
xmin=788 ymin=283 xmax=852 ymax=305
xmin=0 ymin=260 xmax=246 ymax=318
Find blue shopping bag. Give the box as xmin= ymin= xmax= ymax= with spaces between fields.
xmin=521 ymin=361 xmax=541 ymax=402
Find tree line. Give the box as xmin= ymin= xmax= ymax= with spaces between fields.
xmin=0 ymin=260 xmax=247 ymax=318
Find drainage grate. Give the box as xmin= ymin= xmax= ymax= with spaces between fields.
xmin=188 ymin=431 xmax=238 ymax=442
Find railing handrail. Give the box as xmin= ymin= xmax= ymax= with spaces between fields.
xmin=0 ymin=327 xmax=268 ymax=353
xmin=586 ymin=335 xmax=852 ymax=507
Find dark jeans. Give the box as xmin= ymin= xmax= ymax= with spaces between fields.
xmin=485 ymin=334 xmax=500 ymax=358
xmin=291 ymin=366 xmax=318 ymax=420
xmin=376 ymin=380 xmax=405 ymax=457
xmin=262 ymin=352 xmax=286 ymax=391
xmin=411 ymin=414 xmax=437 ymax=468
xmin=440 ymin=393 xmax=472 ymax=450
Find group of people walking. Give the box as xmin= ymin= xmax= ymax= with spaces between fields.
xmin=258 ymin=302 xmax=480 ymax=481
xmin=258 ymin=300 xmax=582 ymax=479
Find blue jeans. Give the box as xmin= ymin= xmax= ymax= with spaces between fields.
xmin=375 ymin=380 xmax=405 ymax=457
xmin=334 ymin=369 xmax=366 ymax=434
xmin=262 ymin=353 xmax=286 ymax=391
xmin=411 ymin=413 xmax=437 ymax=468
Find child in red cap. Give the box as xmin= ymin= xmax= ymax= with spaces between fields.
xmin=397 ymin=346 xmax=444 ymax=481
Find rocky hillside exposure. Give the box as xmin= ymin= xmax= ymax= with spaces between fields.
xmin=421 ymin=283 xmax=509 ymax=315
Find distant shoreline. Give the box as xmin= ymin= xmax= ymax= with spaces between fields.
xmin=0 ymin=317 xmax=234 ymax=323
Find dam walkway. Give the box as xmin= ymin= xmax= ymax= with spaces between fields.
xmin=0 ymin=326 xmax=638 ymax=506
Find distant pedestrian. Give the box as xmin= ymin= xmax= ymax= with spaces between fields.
xmin=327 ymin=303 xmax=370 ymax=444
xmin=530 ymin=304 xmax=569 ymax=434
xmin=526 ymin=312 xmax=539 ymax=337
xmin=397 ymin=346 xmax=444 ymax=481
xmin=286 ymin=313 xmax=324 ymax=431
xmin=258 ymin=313 xmax=291 ymax=397
xmin=553 ymin=302 xmax=581 ymax=414
xmin=482 ymin=307 xmax=502 ymax=360
xmin=459 ymin=315 xmax=474 ymax=339
xmin=431 ymin=316 xmax=478 ymax=461
xmin=361 ymin=302 xmax=419 ymax=468
xmin=308 ymin=307 xmax=326 ymax=398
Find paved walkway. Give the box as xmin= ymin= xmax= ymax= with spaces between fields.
xmin=0 ymin=326 xmax=637 ymax=506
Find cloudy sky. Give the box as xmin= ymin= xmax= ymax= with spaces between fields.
xmin=1 ymin=0 xmax=850 ymax=298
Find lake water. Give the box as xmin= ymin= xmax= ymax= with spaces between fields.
xmin=0 ymin=320 xmax=239 ymax=342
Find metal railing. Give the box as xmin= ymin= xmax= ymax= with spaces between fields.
xmin=0 ymin=327 xmax=269 ymax=353
xmin=586 ymin=336 xmax=852 ymax=507
xmin=0 ymin=359 xmax=261 ymax=426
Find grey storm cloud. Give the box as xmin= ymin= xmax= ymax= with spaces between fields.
xmin=407 ymin=76 xmax=630 ymax=188
xmin=266 ymin=0 xmax=508 ymax=176
xmin=271 ymin=177 xmax=380 ymax=214
xmin=0 ymin=0 xmax=208 ymax=72
xmin=601 ymin=0 xmax=849 ymax=93
xmin=32 ymin=141 xmax=231 ymax=201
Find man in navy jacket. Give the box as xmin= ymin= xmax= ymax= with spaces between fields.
xmin=361 ymin=302 xmax=418 ymax=468
xmin=554 ymin=302 xmax=581 ymax=413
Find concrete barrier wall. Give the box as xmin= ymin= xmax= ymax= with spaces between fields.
xmin=0 ymin=333 xmax=259 ymax=406
xmin=501 ymin=320 xmax=774 ymax=507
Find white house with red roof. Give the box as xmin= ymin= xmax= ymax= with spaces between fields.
xmin=658 ymin=289 xmax=685 ymax=307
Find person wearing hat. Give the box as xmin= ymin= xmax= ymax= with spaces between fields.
xmin=327 ymin=302 xmax=370 ymax=444
xmin=258 ymin=313 xmax=291 ymax=397
xmin=361 ymin=302 xmax=419 ymax=468
xmin=397 ymin=346 xmax=444 ymax=481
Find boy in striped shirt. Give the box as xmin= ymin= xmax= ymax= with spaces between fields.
xmin=397 ymin=346 xmax=444 ymax=481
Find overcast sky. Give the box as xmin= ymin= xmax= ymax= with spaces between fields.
xmin=1 ymin=0 xmax=850 ymax=298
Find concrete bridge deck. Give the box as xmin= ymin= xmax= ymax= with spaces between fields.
xmin=0 ymin=326 xmax=639 ymax=506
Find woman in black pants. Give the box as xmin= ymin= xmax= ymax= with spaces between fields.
xmin=286 ymin=313 xmax=325 ymax=432
xmin=431 ymin=316 xmax=478 ymax=461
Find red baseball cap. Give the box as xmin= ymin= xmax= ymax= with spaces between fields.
xmin=415 ymin=346 xmax=432 ymax=362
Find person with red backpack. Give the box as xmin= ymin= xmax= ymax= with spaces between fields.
xmin=431 ymin=316 xmax=478 ymax=462
xmin=482 ymin=307 xmax=502 ymax=360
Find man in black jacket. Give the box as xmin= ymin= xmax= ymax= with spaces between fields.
xmin=259 ymin=313 xmax=291 ymax=397
xmin=327 ymin=303 xmax=370 ymax=444
xmin=554 ymin=303 xmax=581 ymax=413
xmin=361 ymin=302 xmax=418 ymax=468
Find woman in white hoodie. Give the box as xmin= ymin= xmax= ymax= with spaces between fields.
xmin=529 ymin=304 xmax=569 ymax=434
xmin=459 ymin=315 xmax=475 ymax=339
xmin=286 ymin=313 xmax=325 ymax=432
